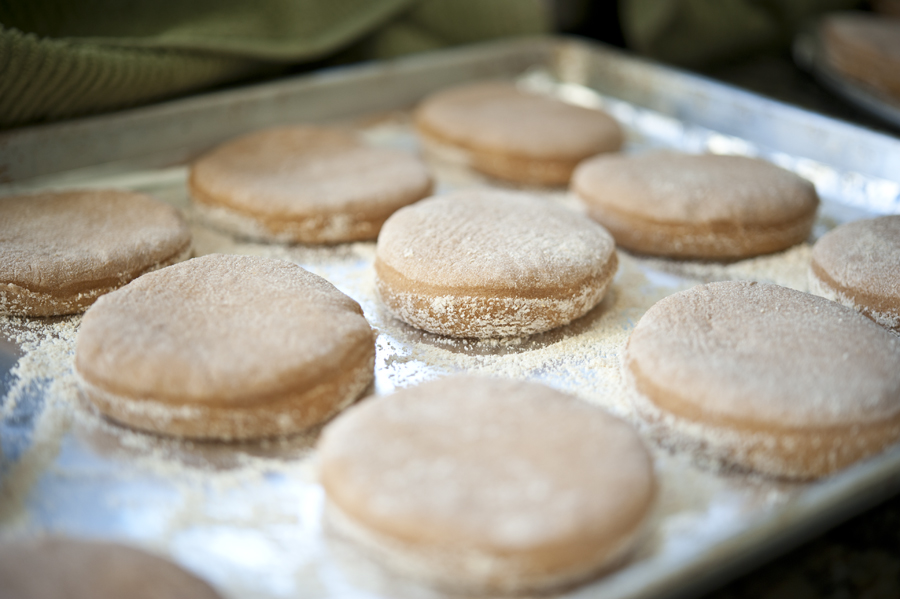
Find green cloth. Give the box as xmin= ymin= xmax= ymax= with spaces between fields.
xmin=619 ymin=0 xmax=861 ymax=69
xmin=5 ymin=0 xmax=860 ymax=129
xmin=0 ymin=0 xmax=549 ymax=129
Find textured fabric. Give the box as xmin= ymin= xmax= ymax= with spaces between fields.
xmin=0 ymin=0 xmax=415 ymax=58
xmin=619 ymin=0 xmax=861 ymax=68
xmin=359 ymin=0 xmax=551 ymax=58
xmin=0 ymin=25 xmax=265 ymax=128
xmin=0 ymin=0 xmax=550 ymax=129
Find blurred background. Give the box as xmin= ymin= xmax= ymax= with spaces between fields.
xmin=2 ymin=0 xmax=898 ymax=131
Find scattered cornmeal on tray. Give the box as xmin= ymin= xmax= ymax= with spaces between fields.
xmin=809 ymin=215 xmax=900 ymax=332
xmin=0 ymin=537 xmax=222 ymax=599
xmin=74 ymin=254 xmax=375 ymax=440
xmin=374 ymin=189 xmax=618 ymax=338
xmin=820 ymin=12 xmax=900 ymax=102
xmin=0 ymin=189 xmax=192 ymax=317
xmin=414 ymin=81 xmax=623 ymax=185
xmin=317 ymin=376 xmax=656 ymax=594
xmin=572 ymin=152 xmax=819 ymax=260
xmin=624 ymin=281 xmax=900 ymax=479
xmin=189 ymin=126 xmax=433 ymax=244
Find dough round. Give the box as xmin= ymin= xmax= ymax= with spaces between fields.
xmin=624 ymin=281 xmax=900 ymax=479
xmin=0 ymin=189 xmax=192 ymax=316
xmin=318 ymin=376 xmax=656 ymax=594
xmin=0 ymin=537 xmax=221 ymax=599
xmin=572 ymin=152 xmax=819 ymax=260
xmin=822 ymin=12 xmax=900 ymax=101
xmin=809 ymin=215 xmax=900 ymax=332
xmin=189 ymin=126 xmax=433 ymax=244
xmin=374 ymin=190 xmax=618 ymax=338
xmin=414 ymin=81 xmax=623 ymax=185
xmin=75 ymin=254 xmax=375 ymax=440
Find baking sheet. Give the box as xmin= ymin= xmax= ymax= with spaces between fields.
xmin=2 ymin=37 xmax=900 ymax=599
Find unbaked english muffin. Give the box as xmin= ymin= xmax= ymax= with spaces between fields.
xmin=0 ymin=189 xmax=192 ymax=316
xmin=189 ymin=126 xmax=433 ymax=244
xmin=809 ymin=215 xmax=900 ymax=332
xmin=75 ymin=254 xmax=375 ymax=440
xmin=374 ymin=190 xmax=618 ymax=338
xmin=572 ymin=152 xmax=819 ymax=260
xmin=414 ymin=81 xmax=623 ymax=185
xmin=318 ymin=377 xmax=656 ymax=594
xmin=821 ymin=12 xmax=900 ymax=101
xmin=624 ymin=281 xmax=900 ymax=479
xmin=0 ymin=537 xmax=222 ymax=599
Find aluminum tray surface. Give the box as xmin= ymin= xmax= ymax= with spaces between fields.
xmin=2 ymin=37 xmax=900 ymax=599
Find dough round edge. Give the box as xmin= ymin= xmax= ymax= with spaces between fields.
xmin=187 ymin=129 xmax=434 ymax=245
xmin=374 ymin=252 xmax=618 ymax=338
xmin=571 ymin=154 xmax=820 ymax=260
xmin=809 ymin=253 xmax=900 ymax=332
xmin=324 ymin=497 xmax=648 ymax=595
xmin=0 ymin=243 xmax=193 ymax=317
xmin=189 ymin=175 xmax=431 ymax=245
xmin=317 ymin=376 xmax=657 ymax=593
xmin=622 ymin=321 xmax=900 ymax=480
xmin=416 ymin=123 xmax=607 ymax=186
xmin=0 ymin=537 xmax=222 ymax=599
xmin=77 ymin=339 xmax=374 ymax=440
xmin=412 ymin=84 xmax=623 ymax=185
xmin=580 ymin=196 xmax=817 ymax=260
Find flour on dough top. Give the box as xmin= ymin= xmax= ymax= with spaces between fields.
xmin=415 ymin=81 xmax=622 ymax=161
xmin=573 ymin=152 xmax=818 ymax=225
xmin=376 ymin=190 xmax=616 ymax=292
xmin=627 ymin=281 xmax=900 ymax=429
xmin=75 ymin=254 xmax=372 ymax=404
xmin=0 ymin=189 xmax=190 ymax=291
xmin=190 ymin=126 xmax=432 ymax=216
xmin=812 ymin=215 xmax=900 ymax=301
xmin=319 ymin=377 xmax=654 ymax=551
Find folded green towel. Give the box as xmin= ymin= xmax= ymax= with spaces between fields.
xmin=4 ymin=0 xmax=857 ymax=130
xmin=0 ymin=0 xmax=549 ymax=129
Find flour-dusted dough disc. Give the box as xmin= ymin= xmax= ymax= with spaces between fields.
xmin=189 ymin=126 xmax=433 ymax=244
xmin=374 ymin=190 xmax=618 ymax=338
xmin=0 ymin=189 xmax=192 ymax=316
xmin=414 ymin=81 xmax=623 ymax=185
xmin=572 ymin=152 xmax=819 ymax=260
xmin=809 ymin=215 xmax=900 ymax=332
xmin=821 ymin=12 xmax=900 ymax=101
xmin=318 ymin=377 xmax=656 ymax=594
xmin=75 ymin=254 xmax=375 ymax=440
xmin=625 ymin=281 xmax=900 ymax=479
xmin=0 ymin=537 xmax=222 ymax=599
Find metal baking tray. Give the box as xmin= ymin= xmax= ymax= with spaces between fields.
xmin=2 ymin=36 xmax=900 ymax=599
